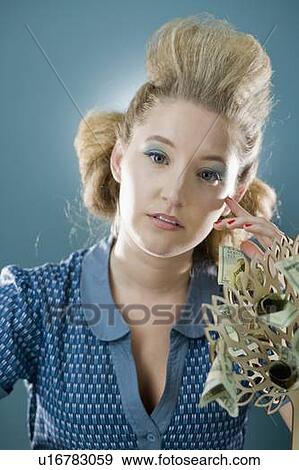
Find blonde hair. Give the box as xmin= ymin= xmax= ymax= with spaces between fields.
xmin=74 ymin=14 xmax=278 ymax=268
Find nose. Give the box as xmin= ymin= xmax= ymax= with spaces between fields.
xmin=161 ymin=171 xmax=188 ymax=209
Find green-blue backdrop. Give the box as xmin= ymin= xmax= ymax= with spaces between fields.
xmin=1 ymin=0 xmax=298 ymax=450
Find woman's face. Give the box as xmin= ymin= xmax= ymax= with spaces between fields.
xmin=111 ymin=98 xmax=240 ymax=258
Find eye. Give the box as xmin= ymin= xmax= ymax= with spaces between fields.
xmin=144 ymin=151 xmax=224 ymax=184
xmin=144 ymin=150 xmax=167 ymax=165
xmin=198 ymin=169 xmax=223 ymax=184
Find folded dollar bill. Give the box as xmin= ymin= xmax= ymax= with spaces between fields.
xmin=218 ymin=246 xmax=246 ymax=287
xmin=218 ymin=245 xmax=263 ymax=291
xmin=199 ymin=339 xmax=239 ymax=417
xmin=257 ymin=299 xmax=299 ymax=329
xmin=275 ymin=254 xmax=299 ymax=294
xmin=269 ymin=345 xmax=299 ymax=390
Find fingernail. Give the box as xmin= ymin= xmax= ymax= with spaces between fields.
xmin=243 ymin=223 xmax=252 ymax=228
xmin=227 ymin=219 xmax=236 ymax=225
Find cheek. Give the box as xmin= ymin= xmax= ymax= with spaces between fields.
xmin=199 ymin=177 xmax=236 ymax=203
xmin=124 ymin=157 xmax=147 ymax=188
xmin=119 ymin=168 xmax=149 ymax=215
xmin=190 ymin=196 xmax=224 ymax=229
xmin=192 ymin=189 xmax=223 ymax=209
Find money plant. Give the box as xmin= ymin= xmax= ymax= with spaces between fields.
xmin=200 ymin=233 xmax=299 ymax=449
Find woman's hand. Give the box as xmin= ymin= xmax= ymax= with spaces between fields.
xmin=213 ymin=196 xmax=286 ymax=260
xmin=213 ymin=196 xmax=294 ymax=431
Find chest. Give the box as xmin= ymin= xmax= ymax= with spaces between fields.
xmin=111 ymin=287 xmax=187 ymax=415
xmin=130 ymin=324 xmax=170 ymax=415
xmin=38 ymin=328 xmax=249 ymax=450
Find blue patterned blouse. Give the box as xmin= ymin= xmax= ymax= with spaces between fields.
xmin=0 ymin=231 xmax=250 ymax=450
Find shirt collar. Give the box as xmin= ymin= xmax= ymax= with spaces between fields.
xmin=80 ymin=230 xmax=222 ymax=342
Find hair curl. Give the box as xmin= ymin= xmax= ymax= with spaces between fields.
xmin=74 ymin=13 xmax=278 ymax=271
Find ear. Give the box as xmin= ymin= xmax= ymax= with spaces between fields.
xmin=222 ymin=183 xmax=249 ymax=216
xmin=110 ymin=139 xmax=124 ymax=184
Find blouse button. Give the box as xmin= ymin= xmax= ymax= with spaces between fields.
xmin=146 ymin=432 xmax=156 ymax=442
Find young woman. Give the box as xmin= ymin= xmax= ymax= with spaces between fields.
xmin=0 ymin=14 xmax=291 ymax=450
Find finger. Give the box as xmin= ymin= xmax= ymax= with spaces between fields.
xmin=241 ymin=223 xmax=282 ymax=248
xmin=215 ymin=211 xmax=283 ymax=234
xmin=214 ymin=218 xmax=280 ymax=252
xmin=213 ymin=215 xmax=256 ymax=229
xmin=224 ymin=196 xmax=253 ymax=218
xmin=224 ymin=197 xmax=285 ymax=238
xmin=240 ymin=224 xmax=275 ymax=251
xmin=215 ymin=218 xmax=281 ymax=243
xmin=213 ymin=217 xmax=273 ymax=249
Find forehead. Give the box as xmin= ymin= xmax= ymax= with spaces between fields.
xmin=132 ymin=98 xmax=231 ymax=157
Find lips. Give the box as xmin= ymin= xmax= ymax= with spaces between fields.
xmin=148 ymin=213 xmax=184 ymax=228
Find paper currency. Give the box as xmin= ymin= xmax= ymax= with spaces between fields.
xmin=218 ymin=246 xmax=247 ymax=289
xmin=269 ymin=346 xmax=298 ymax=390
xmin=256 ymin=293 xmax=287 ymax=315
xmin=218 ymin=245 xmax=263 ymax=291
xmin=275 ymin=255 xmax=299 ymax=293
xmin=258 ymin=301 xmax=299 ymax=329
xmin=200 ymin=340 xmax=239 ymax=417
xmin=256 ymin=292 xmax=299 ymax=328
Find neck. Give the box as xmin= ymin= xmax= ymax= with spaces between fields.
xmin=109 ymin=229 xmax=193 ymax=297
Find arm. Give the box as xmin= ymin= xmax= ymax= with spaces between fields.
xmin=279 ymin=402 xmax=292 ymax=432
xmin=0 ymin=264 xmax=42 ymax=399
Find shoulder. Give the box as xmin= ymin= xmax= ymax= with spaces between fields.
xmin=0 ymin=246 xmax=90 ymax=307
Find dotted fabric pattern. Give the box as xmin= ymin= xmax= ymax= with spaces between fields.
xmin=0 ymin=244 xmax=249 ymax=450
xmin=162 ymin=338 xmax=248 ymax=450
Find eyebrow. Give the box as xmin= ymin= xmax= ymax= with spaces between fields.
xmin=144 ymin=135 xmax=227 ymax=164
